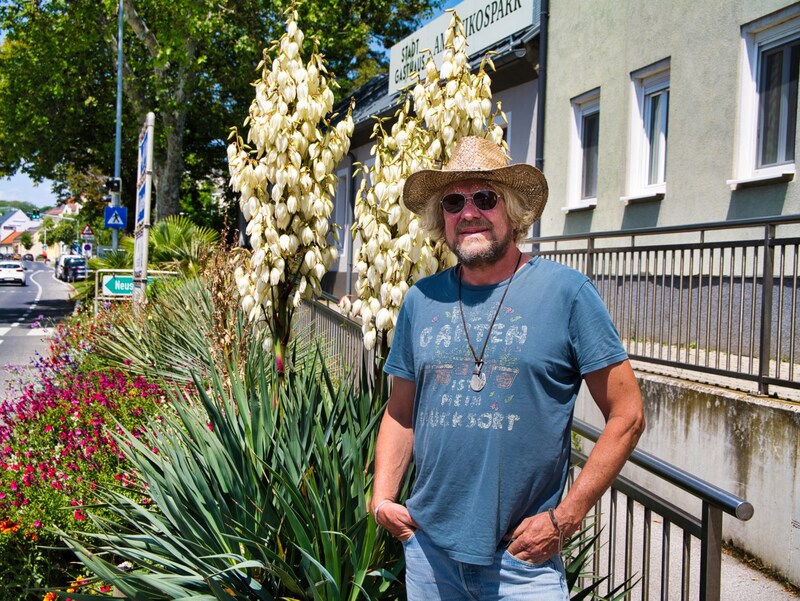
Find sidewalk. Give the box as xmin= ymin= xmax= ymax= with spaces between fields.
xmin=721 ymin=549 xmax=798 ymax=600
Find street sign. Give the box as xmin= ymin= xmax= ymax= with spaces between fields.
xmin=81 ymin=225 xmax=94 ymax=241
xmin=83 ymin=243 xmax=92 ymax=256
xmin=103 ymin=274 xmax=153 ymax=296
xmin=102 ymin=275 xmax=134 ymax=295
xmin=104 ymin=206 xmax=127 ymax=229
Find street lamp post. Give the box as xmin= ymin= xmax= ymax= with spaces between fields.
xmin=112 ymin=0 xmax=124 ymax=251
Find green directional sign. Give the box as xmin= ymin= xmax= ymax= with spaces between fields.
xmin=102 ymin=275 xmax=154 ymax=296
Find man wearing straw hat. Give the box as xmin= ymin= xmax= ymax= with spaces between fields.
xmin=371 ymin=136 xmax=645 ymax=600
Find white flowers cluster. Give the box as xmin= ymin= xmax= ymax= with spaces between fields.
xmin=349 ymin=11 xmax=505 ymax=353
xmin=227 ymin=8 xmax=354 ymax=355
xmin=413 ymin=12 xmax=506 ymax=160
xmin=348 ymin=101 xmax=448 ymax=351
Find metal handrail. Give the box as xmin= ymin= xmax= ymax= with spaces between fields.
xmin=573 ymin=419 xmax=753 ymax=521
xmin=529 ymin=213 xmax=800 ymax=243
xmin=527 ymin=215 xmax=800 ymax=397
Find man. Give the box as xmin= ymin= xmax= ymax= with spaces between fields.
xmin=371 ymin=136 xmax=645 ymax=600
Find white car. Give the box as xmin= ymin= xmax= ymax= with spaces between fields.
xmin=0 ymin=261 xmax=26 ymax=286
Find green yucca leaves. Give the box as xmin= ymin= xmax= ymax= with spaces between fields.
xmin=60 ymin=346 xmax=407 ymax=600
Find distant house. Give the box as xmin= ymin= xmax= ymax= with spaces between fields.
xmin=0 ymin=230 xmax=23 ymax=255
xmin=44 ymin=196 xmax=82 ymax=221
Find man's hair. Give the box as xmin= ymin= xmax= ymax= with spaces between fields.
xmin=416 ymin=182 xmax=534 ymax=243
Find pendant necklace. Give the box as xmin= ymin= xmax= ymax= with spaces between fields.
xmin=458 ymin=252 xmax=523 ymax=392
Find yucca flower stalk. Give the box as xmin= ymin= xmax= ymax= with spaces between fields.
xmin=228 ymin=5 xmax=354 ymax=379
xmin=348 ymin=11 xmax=505 ymax=359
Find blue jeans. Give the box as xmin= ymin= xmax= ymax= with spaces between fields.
xmin=403 ymin=529 xmax=569 ymax=601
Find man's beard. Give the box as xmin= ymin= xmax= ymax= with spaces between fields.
xmin=448 ymin=225 xmax=514 ymax=267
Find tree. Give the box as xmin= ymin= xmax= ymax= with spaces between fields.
xmin=0 ymin=0 xmax=443 ymax=222
xmin=18 ymin=231 xmax=32 ymax=250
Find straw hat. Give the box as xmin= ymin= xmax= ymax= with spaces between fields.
xmin=402 ymin=136 xmax=548 ymax=221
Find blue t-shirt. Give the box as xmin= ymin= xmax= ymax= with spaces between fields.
xmin=384 ymin=256 xmax=627 ymax=565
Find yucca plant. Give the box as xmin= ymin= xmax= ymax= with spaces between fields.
xmin=563 ymin=522 xmax=639 ymax=601
xmin=59 ymin=345 xmax=407 ymax=600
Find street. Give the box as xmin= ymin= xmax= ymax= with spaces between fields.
xmin=0 ymin=260 xmax=74 ymax=401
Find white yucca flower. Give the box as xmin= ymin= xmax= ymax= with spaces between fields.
xmin=227 ymin=6 xmax=353 ymax=375
xmin=350 ymin=10 xmax=506 ymax=358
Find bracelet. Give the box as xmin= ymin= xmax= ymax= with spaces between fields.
xmin=373 ymin=500 xmax=392 ymax=522
xmin=548 ymin=508 xmax=565 ymax=553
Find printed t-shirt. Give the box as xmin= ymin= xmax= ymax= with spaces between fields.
xmin=384 ymin=256 xmax=627 ymax=565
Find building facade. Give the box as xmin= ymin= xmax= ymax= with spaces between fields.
xmin=542 ymin=0 xmax=800 ymax=235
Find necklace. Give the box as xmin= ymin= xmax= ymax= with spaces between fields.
xmin=458 ymin=252 xmax=523 ymax=392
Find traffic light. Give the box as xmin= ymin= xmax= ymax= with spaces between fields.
xmin=105 ymin=177 xmax=121 ymax=193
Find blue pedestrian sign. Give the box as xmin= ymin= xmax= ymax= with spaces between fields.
xmin=104 ymin=206 xmax=128 ymax=229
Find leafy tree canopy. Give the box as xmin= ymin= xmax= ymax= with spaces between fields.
xmin=0 ymin=0 xmax=443 ymax=228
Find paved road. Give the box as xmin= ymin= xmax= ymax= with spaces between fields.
xmin=0 ymin=261 xmax=74 ymax=402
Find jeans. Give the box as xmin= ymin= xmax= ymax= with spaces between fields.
xmin=403 ymin=529 xmax=569 ymax=601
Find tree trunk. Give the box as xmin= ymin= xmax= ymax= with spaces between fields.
xmin=153 ymin=113 xmax=185 ymax=221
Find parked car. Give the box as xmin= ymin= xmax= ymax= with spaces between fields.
xmin=56 ymin=255 xmax=87 ymax=282
xmin=0 ymin=261 xmax=26 ymax=286
xmin=22 ymin=253 xmax=34 ymax=261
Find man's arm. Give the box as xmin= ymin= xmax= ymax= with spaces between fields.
xmin=371 ymin=375 xmax=419 ymax=540
xmin=506 ymin=360 xmax=644 ymax=562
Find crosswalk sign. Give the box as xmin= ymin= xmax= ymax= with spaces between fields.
xmin=104 ymin=206 xmax=128 ymax=229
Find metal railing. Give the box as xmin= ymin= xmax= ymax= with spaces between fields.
xmin=570 ymin=420 xmax=753 ymax=601
xmin=527 ymin=215 xmax=800 ymax=397
xmin=292 ymin=296 xmax=372 ymax=382
xmin=298 ymin=297 xmax=754 ymax=600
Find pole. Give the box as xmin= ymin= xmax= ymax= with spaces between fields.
xmin=112 ymin=0 xmax=124 ymax=251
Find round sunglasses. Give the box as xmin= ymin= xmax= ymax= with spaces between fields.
xmin=440 ymin=190 xmax=500 ymax=214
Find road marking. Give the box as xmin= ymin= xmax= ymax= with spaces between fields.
xmin=10 ymin=323 xmax=18 ymax=328
xmin=27 ymin=328 xmax=53 ymax=337
xmin=0 ymin=327 xmax=9 ymax=336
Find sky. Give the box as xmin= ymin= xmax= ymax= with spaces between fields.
xmin=0 ymin=173 xmax=59 ymax=208
xmin=0 ymin=0 xmax=463 ymax=210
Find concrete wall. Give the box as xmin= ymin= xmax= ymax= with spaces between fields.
xmin=542 ymin=0 xmax=800 ymax=237
xmin=575 ymin=372 xmax=800 ymax=585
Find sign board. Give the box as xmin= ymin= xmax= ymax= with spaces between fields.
xmin=104 ymin=206 xmax=127 ymax=229
xmin=388 ymin=0 xmax=536 ymax=93
xmin=102 ymin=274 xmax=154 ymax=296
xmin=135 ymin=114 xmax=154 ymax=228
xmin=133 ymin=230 xmax=147 ymax=279
xmin=133 ymin=112 xmax=155 ymax=313
xmin=80 ymin=225 xmax=94 ymax=241
xmin=83 ymin=243 xmax=92 ymax=255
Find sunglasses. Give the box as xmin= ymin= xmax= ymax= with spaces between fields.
xmin=440 ymin=190 xmax=500 ymax=214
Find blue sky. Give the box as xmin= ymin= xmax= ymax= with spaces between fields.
xmin=0 ymin=174 xmax=58 ymax=208
xmin=0 ymin=0 xmax=463 ymax=210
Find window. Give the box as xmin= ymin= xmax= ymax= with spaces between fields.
xmin=731 ymin=8 xmax=800 ymax=188
xmin=566 ymin=90 xmax=600 ymax=210
xmin=624 ymin=61 xmax=670 ymax=204
xmin=757 ymin=40 xmax=799 ymax=167
xmin=581 ymin=109 xmax=600 ymax=198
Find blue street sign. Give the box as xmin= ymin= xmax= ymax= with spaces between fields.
xmin=104 ymin=206 xmax=128 ymax=229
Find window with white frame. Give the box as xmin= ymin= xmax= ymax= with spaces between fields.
xmin=566 ymin=90 xmax=600 ymax=210
xmin=732 ymin=7 xmax=800 ymax=188
xmin=624 ymin=61 xmax=670 ymax=203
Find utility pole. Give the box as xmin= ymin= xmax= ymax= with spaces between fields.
xmin=111 ymin=0 xmax=124 ymax=251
